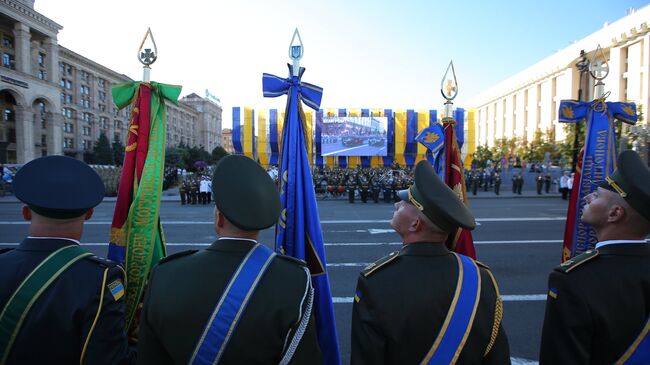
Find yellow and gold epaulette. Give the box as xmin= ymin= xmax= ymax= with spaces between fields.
xmin=554 ymin=249 xmax=599 ymax=273
xmin=361 ymin=251 xmax=399 ymax=277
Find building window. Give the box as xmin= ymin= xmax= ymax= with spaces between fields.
xmin=63 ymin=122 xmax=74 ymax=133
xmin=64 ymin=137 xmax=74 ymax=149
xmin=4 ymin=108 xmax=15 ymax=122
xmin=82 ymin=113 xmax=93 ymax=123
xmin=38 ymin=70 xmax=46 ymax=80
xmin=66 ymin=80 xmax=72 ymax=90
xmin=60 ymin=79 xmax=66 ymax=88
xmin=41 ymin=134 xmax=47 ymax=146
xmin=114 ymin=120 xmax=122 ymax=129
xmin=2 ymin=53 xmax=15 ymax=69
xmin=59 ymin=62 xmax=65 ymax=74
xmin=98 ymin=104 xmax=106 ymax=112
xmin=82 ymin=139 xmax=92 ymax=150
xmin=66 ymin=94 xmax=73 ymax=104
xmin=2 ymin=35 xmax=13 ymax=48
xmin=98 ymin=91 xmax=106 ymax=101
xmin=38 ymin=52 xmax=45 ymax=67
xmin=98 ymin=78 xmax=105 ymax=88
xmin=62 ymin=108 xmax=74 ymax=119
xmin=99 ymin=116 xmax=108 ymax=129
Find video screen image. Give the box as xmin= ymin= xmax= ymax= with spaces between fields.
xmin=320 ymin=116 xmax=388 ymax=157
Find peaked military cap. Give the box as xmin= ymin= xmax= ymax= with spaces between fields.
xmin=397 ymin=160 xmax=475 ymax=231
xmin=13 ymin=155 xmax=104 ymax=219
xmin=599 ymin=150 xmax=650 ymax=221
xmin=212 ymin=155 xmax=281 ymax=230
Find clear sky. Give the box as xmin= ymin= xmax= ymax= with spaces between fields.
xmin=36 ymin=0 xmax=650 ymax=128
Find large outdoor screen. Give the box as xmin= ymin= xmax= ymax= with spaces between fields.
xmin=320 ymin=116 xmax=388 ymax=157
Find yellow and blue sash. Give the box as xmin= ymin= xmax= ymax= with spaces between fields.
xmin=617 ymin=315 xmax=650 ymax=364
xmin=190 ymin=243 xmax=276 ymax=365
xmin=0 ymin=245 xmax=92 ymax=363
xmin=422 ymin=253 xmax=481 ymax=365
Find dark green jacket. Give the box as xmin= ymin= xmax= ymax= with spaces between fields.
xmin=137 ymin=238 xmax=321 ymax=364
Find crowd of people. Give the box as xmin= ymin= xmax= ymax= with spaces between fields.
xmin=1 ymin=151 xmax=649 ymax=364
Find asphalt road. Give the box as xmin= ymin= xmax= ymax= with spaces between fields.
xmin=0 ymin=196 xmax=569 ymax=364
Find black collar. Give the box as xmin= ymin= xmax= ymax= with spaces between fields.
xmin=207 ymin=238 xmax=257 ymax=253
xmin=399 ymin=242 xmax=450 ymax=257
xmin=598 ymin=243 xmax=650 ymax=256
xmin=18 ymin=237 xmax=80 ymax=252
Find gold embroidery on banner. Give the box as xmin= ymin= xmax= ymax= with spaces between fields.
xmin=561 ymin=105 xmax=574 ymax=119
xmin=622 ymin=104 xmax=634 ymax=116
xmin=423 ymin=132 xmax=440 ymax=144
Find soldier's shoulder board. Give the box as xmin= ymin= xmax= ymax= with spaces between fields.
xmin=554 ymin=249 xmax=599 ymax=274
xmin=276 ymin=254 xmax=307 ymax=267
xmin=85 ymin=254 xmax=120 ymax=268
xmin=158 ymin=250 xmax=198 ymax=265
xmin=475 ymin=260 xmax=490 ymax=270
xmin=361 ymin=251 xmax=399 ymax=278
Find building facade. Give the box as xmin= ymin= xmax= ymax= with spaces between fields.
xmin=469 ymin=5 xmax=650 ymax=162
xmin=221 ymin=128 xmax=234 ymax=154
xmin=0 ymin=0 xmax=222 ymax=164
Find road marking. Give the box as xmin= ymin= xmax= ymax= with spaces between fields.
xmin=0 ymin=239 xmax=568 ymax=247
xmin=0 ymin=217 xmax=567 ymax=225
xmin=332 ymin=294 xmax=545 ymax=303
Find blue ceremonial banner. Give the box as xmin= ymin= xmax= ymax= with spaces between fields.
xmin=427 ymin=110 xmax=438 ymax=164
xmin=405 ymin=110 xmax=418 ymax=166
xmin=384 ymin=109 xmax=394 ymax=167
xmin=338 ymin=109 xmax=347 ymax=168
xmin=361 ymin=109 xmax=371 ymax=168
xmin=415 ymin=124 xmax=445 ymax=155
xmin=316 ymin=110 xmax=324 ymax=167
xmin=269 ymin=109 xmax=279 ymax=166
xmin=262 ymin=64 xmax=341 ymax=364
xmin=559 ymin=99 xmax=637 ymax=258
xmin=232 ymin=107 xmax=243 ymax=155
xmin=454 ymin=108 xmax=465 ymax=149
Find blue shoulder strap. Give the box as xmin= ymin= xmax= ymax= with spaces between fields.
xmin=422 ymin=253 xmax=481 ymax=365
xmin=190 ymin=243 xmax=276 ymax=365
xmin=618 ymin=315 xmax=650 ymax=365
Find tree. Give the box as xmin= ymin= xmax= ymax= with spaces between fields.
xmin=112 ymin=135 xmax=125 ymax=166
xmin=211 ymin=145 xmax=229 ymax=163
xmin=473 ymin=145 xmax=493 ymax=168
xmin=92 ymin=132 xmax=114 ymax=165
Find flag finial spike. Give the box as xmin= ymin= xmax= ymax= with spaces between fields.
xmin=289 ymin=28 xmax=303 ymax=77
xmin=441 ymin=60 xmax=458 ymax=119
xmin=589 ymin=44 xmax=609 ymax=98
xmin=138 ymin=27 xmax=158 ymax=82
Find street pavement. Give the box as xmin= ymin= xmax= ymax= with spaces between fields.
xmin=0 ymin=194 xmax=568 ymax=364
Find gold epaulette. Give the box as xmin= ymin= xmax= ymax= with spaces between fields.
xmin=361 ymin=251 xmax=399 ymax=277
xmin=554 ymin=249 xmax=599 ymax=274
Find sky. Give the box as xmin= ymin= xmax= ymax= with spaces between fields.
xmin=36 ymin=0 xmax=650 ymax=128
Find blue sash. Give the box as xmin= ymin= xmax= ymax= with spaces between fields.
xmin=618 ymin=315 xmax=650 ymax=364
xmin=190 ymin=243 xmax=276 ymax=365
xmin=422 ymin=253 xmax=481 ymax=365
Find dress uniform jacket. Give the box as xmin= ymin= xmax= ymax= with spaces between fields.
xmin=137 ymin=238 xmax=321 ymax=365
xmin=540 ymin=243 xmax=650 ymax=364
xmin=0 ymin=238 xmax=134 ymax=365
xmin=351 ymin=243 xmax=510 ymax=365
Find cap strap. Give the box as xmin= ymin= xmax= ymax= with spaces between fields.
xmin=605 ymin=176 xmax=627 ymax=198
xmin=408 ymin=189 xmax=424 ymax=211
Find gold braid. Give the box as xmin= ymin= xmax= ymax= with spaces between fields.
xmin=484 ymin=269 xmax=503 ymax=357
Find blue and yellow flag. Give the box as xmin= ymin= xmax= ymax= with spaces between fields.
xmin=415 ymin=124 xmax=445 ymax=155
xmin=262 ymin=64 xmax=341 ymax=364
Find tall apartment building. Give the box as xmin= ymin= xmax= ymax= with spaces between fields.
xmin=0 ymin=0 xmax=222 ymax=164
xmin=469 ymin=6 xmax=650 ymax=158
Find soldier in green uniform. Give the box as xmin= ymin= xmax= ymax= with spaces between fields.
xmin=0 ymin=156 xmax=135 ymax=365
xmin=540 ymin=151 xmax=650 ymax=364
xmin=358 ymin=172 xmax=370 ymax=203
xmin=351 ymin=160 xmax=510 ymax=364
xmin=137 ymin=155 xmax=321 ymax=364
xmin=346 ymin=175 xmax=357 ymax=204
xmin=179 ymin=180 xmax=188 ymax=205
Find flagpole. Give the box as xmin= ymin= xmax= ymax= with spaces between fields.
xmin=138 ymin=28 xmax=158 ymax=82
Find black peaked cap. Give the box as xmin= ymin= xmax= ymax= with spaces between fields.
xmin=13 ymin=155 xmax=104 ymax=219
xmin=599 ymin=150 xmax=650 ymax=221
xmin=397 ymin=160 xmax=475 ymax=231
xmin=212 ymin=155 xmax=281 ymax=231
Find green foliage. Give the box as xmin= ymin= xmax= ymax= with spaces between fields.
xmin=112 ymin=135 xmax=125 ymax=166
xmin=211 ymin=146 xmax=229 ymax=162
xmin=472 ymin=145 xmax=493 ymax=168
xmin=92 ymin=132 xmax=114 ymax=165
